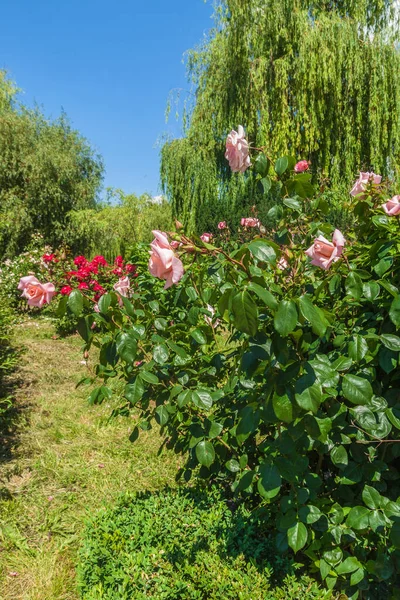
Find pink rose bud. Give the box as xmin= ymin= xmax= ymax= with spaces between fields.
xmin=170 ymin=240 xmax=181 ymax=249
xmin=294 ymin=160 xmax=309 ymax=173
xmin=113 ymin=276 xmax=130 ymax=306
xmin=241 ymin=217 xmax=260 ymax=228
xmin=277 ymin=257 xmax=289 ymax=270
xmin=200 ymin=233 xmax=213 ymax=243
xmin=350 ymin=172 xmax=382 ymax=197
xmin=305 ymin=229 xmax=345 ymax=270
xmin=218 ymin=221 xmax=227 ymax=230
xmin=18 ymin=276 xmax=56 ymax=307
xmin=148 ymin=230 xmax=184 ymax=289
xmin=225 ymin=125 xmax=251 ymax=173
xmin=382 ymin=195 xmax=400 ymax=216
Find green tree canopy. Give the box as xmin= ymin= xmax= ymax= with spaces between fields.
xmin=0 ymin=71 xmax=103 ymax=257
xmin=161 ymin=0 xmax=400 ymax=232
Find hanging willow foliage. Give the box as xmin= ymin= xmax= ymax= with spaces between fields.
xmin=161 ymin=0 xmax=400 ymax=233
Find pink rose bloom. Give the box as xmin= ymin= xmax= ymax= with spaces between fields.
xmin=218 ymin=221 xmax=227 ymax=230
xmin=148 ymin=230 xmax=184 ymax=289
xmin=294 ymin=160 xmax=309 ymax=173
xmin=305 ymin=229 xmax=345 ymax=270
xmin=225 ymin=125 xmax=251 ymax=173
xmin=382 ymin=195 xmax=400 ymax=216
xmin=18 ymin=275 xmax=56 ymax=307
xmin=241 ymin=217 xmax=260 ymax=228
xmin=350 ymin=172 xmax=382 ymax=197
xmin=200 ymin=233 xmax=213 ymax=243
xmin=113 ymin=276 xmax=130 ymax=306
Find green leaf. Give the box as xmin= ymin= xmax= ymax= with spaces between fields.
xmin=348 ymin=335 xmax=369 ymax=362
xmin=294 ymin=179 xmax=314 ymax=198
xmin=342 ymin=374 xmax=373 ymax=405
xmin=257 ymin=462 xmax=281 ymax=499
xmin=77 ymin=317 xmax=91 ymax=343
xmin=68 ymin=290 xmax=84 ymax=316
xmin=248 ymin=239 xmax=277 ymax=264
xmin=191 ymin=389 xmax=213 ymax=410
xmin=116 ymin=332 xmax=137 ymax=364
xmin=191 ymin=328 xmax=207 ymax=344
xmin=336 ymin=556 xmax=362 ymax=575
xmin=362 ymin=485 xmax=381 ymax=509
xmin=287 ymin=522 xmax=307 ymax=553
xmin=254 ymin=152 xmax=269 ymax=176
xmin=98 ymin=293 xmax=112 ymax=314
xmin=350 ymin=568 xmax=365 ymax=586
xmin=275 ymin=156 xmax=289 ymax=176
xmin=155 ymin=405 xmax=169 ymax=426
xmin=381 ymin=334 xmax=400 ymax=351
xmin=298 ymin=295 xmax=328 ymax=337
xmin=248 ymin=282 xmax=278 ymax=310
xmin=330 ymin=445 xmax=348 ymax=469
xmin=225 ymin=459 xmax=240 ymax=472
xmin=153 ymin=343 xmax=169 ymax=364
xmin=272 ymin=390 xmax=293 ymax=423
xmin=125 ymin=378 xmax=145 ymax=404
xmin=295 ymin=375 xmax=322 ymax=414
xmin=232 ymin=291 xmax=258 ymax=336
xmin=274 ymin=300 xmax=298 ymax=337
xmin=345 ymin=272 xmax=363 ymax=300
xmin=195 ymin=440 xmax=215 ymax=468
xmin=236 ymin=406 xmax=260 ymax=444
xmin=298 ymin=505 xmax=322 ymax=524
xmin=207 ymin=420 xmax=223 ymax=438
xmin=363 ymin=281 xmax=380 ymax=301
xmin=56 ymin=295 xmax=68 ymax=317
xmin=260 ymin=176 xmax=272 ymax=195
xmin=346 ymin=506 xmax=370 ymax=529
xmin=139 ymin=371 xmax=159 ymax=384
xmin=283 ymin=197 xmax=302 ymax=211
xmin=323 ymin=549 xmax=343 ymax=566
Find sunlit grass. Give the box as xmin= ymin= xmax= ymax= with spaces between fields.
xmin=0 ymin=319 xmax=181 ymax=600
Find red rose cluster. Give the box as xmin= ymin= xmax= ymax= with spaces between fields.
xmin=59 ymin=254 xmax=137 ymax=301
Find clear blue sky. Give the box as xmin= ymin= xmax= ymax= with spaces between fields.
xmin=0 ymin=0 xmax=214 ymax=198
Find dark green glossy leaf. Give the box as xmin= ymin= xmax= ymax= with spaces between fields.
xmin=274 ymin=300 xmax=297 ymax=337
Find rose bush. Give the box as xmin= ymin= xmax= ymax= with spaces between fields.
xmin=48 ymin=137 xmax=400 ymax=597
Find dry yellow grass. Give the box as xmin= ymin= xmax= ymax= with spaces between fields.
xmin=0 ymin=319 xmax=180 ymax=600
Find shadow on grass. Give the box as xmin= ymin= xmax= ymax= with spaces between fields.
xmin=0 ymin=343 xmax=31 ymax=468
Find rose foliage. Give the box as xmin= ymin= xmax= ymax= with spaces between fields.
xmin=56 ymin=137 xmax=400 ymax=597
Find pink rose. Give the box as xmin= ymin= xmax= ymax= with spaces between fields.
xmin=170 ymin=240 xmax=182 ymax=249
xmin=350 ymin=172 xmax=382 ymax=197
xmin=113 ymin=276 xmax=130 ymax=306
xmin=18 ymin=276 xmax=56 ymax=307
xmin=200 ymin=233 xmax=213 ymax=243
xmin=305 ymin=229 xmax=345 ymax=270
xmin=218 ymin=221 xmax=227 ymax=230
xmin=382 ymin=195 xmax=400 ymax=216
xmin=294 ymin=160 xmax=309 ymax=173
xmin=225 ymin=125 xmax=251 ymax=173
xmin=148 ymin=230 xmax=184 ymax=289
xmin=241 ymin=217 xmax=260 ymax=228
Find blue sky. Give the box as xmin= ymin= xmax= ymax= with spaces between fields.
xmin=0 ymin=0 xmax=214 ymax=198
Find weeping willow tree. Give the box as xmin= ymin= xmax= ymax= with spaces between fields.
xmin=161 ymin=0 xmax=400 ymax=232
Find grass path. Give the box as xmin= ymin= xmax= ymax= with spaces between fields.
xmin=0 ymin=319 xmax=180 ymax=600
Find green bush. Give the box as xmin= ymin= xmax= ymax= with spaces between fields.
xmin=77 ymin=487 xmax=329 ymax=600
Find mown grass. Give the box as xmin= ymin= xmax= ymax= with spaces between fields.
xmin=0 ymin=319 xmax=181 ymax=600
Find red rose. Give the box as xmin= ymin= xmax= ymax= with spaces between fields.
xmin=112 ymin=267 xmax=123 ymax=276
xmin=78 ymin=282 xmax=89 ymax=290
xmin=114 ymin=255 xmax=124 ymax=267
xmin=125 ymin=264 xmax=137 ymax=273
xmin=92 ymin=255 xmax=108 ymax=267
xmin=74 ymin=255 xmax=87 ymax=267
xmin=60 ymin=285 xmax=73 ymax=295
xmin=42 ymin=253 xmax=57 ymax=263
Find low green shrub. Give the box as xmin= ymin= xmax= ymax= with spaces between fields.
xmin=77 ymin=487 xmax=330 ymax=600
xmin=0 ymin=301 xmax=17 ymax=418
